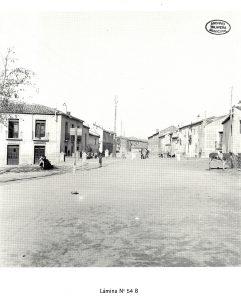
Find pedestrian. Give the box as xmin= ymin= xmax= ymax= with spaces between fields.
xmin=105 ymin=149 xmax=109 ymax=158
xmin=82 ymin=151 xmax=87 ymax=165
xmin=98 ymin=151 xmax=103 ymax=167
xmin=140 ymin=149 xmax=143 ymax=159
xmin=39 ymin=156 xmax=53 ymax=170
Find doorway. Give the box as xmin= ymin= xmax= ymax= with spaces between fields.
xmin=7 ymin=145 xmax=19 ymax=165
xmin=34 ymin=146 xmax=45 ymax=164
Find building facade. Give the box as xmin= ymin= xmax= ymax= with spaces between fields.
xmin=0 ymin=102 xmax=84 ymax=166
xmin=116 ymin=136 xmax=130 ymax=154
xmin=222 ymin=105 xmax=241 ymax=154
xmin=82 ymin=124 xmax=90 ymax=152
xmin=92 ymin=123 xmax=114 ymax=154
xmin=128 ymin=137 xmax=148 ymax=152
xmin=88 ymin=130 xmax=100 ymax=153
xmin=147 ymin=131 xmax=159 ymax=156
xmin=178 ymin=116 xmax=226 ymax=158
xmin=158 ymin=126 xmax=177 ymax=156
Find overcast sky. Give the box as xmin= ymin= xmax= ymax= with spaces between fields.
xmin=1 ymin=11 xmax=241 ymax=138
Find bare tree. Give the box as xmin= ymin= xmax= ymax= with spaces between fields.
xmin=0 ymin=48 xmax=35 ymax=123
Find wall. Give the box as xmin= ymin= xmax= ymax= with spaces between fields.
xmin=159 ymin=134 xmax=171 ymax=155
xmin=116 ymin=137 xmax=129 ymax=153
xmin=91 ymin=126 xmax=104 ymax=152
xmin=88 ymin=134 xmax=100 ymax=153
xmin=231 ymin=108 xmax=241 ymax=154
xmin=223 ymin=108 xmax=241 ymax=154
xmin=203 ymin=118 xmax=224 ymax=157
xmin=59 ymin=115 xmax=83 ymax=158
xmin=102 ymin=130 xmax=114 ymax=154
xmin=178 ymin=124 xmax=202 ymax=158
xmin=0 ymin=113 xmax=62 ymax=166
xmin=148 ymin=134 xmax=159 ymax=156
xmin=82 ymin=126 xmax=90 ymax=151
xmin=129 ymin=139 xmax=148 ymax=151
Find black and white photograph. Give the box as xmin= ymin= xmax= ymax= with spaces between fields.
xmin=0 ymin=1 xmax=241 ymax=299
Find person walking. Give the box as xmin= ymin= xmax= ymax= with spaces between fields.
xmin=105 ymin=148 xmax=109 ymax=158
xmin=98 ymin=151 xmax=103 ymax=167
xmin=82 ymin=151 xmax=87 ymax=165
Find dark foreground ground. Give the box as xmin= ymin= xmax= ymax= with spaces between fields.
xmin=0 ymin=158 xmax=240 ymax=267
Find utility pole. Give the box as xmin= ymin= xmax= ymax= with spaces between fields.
xmin=113 ymin=95 xmax=118 ymax=157
xmin=201 ymin=110 xmax=207 ymax=156
xmin=120 ymin=120 xmax=123 ymax=136
xmin=71 ymin=127 xmax=78 ymax=173
xmin=74 ymin=127 xmax=77 ymax=166
xmin=70 ymin=126 xmax=81 ymax=173
xmin=230 ymin=86 xmax=233 ymax=152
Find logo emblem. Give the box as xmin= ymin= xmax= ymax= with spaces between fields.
xmin=205 ymin=20 xmax=231 ymax=35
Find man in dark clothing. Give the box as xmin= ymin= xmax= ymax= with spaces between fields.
xmin=39 ymin=156 xmax=54 ymax=170
xmin=98 ymin=152 xmax=103 ymax=167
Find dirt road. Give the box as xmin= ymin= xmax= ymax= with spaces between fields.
xmin=0 ymin=158 xmax=240 ymax=266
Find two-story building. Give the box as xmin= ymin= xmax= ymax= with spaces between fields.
xmin=147 ymin=130 xmax=160 ymax=157
xmin=0 ymin=101 xmax=84 ymax=166
xmin=88 ymin=130 xmax=100 ymax=154
xmin=178 ymin=115 xmax=226 ymax=158
xmin=158 ymin=126 xmax=177 ymax=156
xmin=128 ymin=137 xmax=148 ymax=152
xmin=82 ymin=124 xmax=90 ymax=152
xmin=222 ymin=104 xmax=241 ymax=154
xmin=116 ymin=136 xmax=130 ymax=154
xmin=92 ymin=123 xmax=114 ymax=154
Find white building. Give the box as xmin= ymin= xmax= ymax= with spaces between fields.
xmin=91 ymin=123 xmax=114 ymax=154
xmin=222 ymin=105 xmax=241 ymax=154
xmin=0 ymin=101 xmax=84 ymax=166
xmin=178 ymin=115 xmax=226 ymax=158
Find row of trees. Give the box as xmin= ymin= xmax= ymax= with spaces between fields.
xmin=0 ymin=48 xmax=34 ymax=123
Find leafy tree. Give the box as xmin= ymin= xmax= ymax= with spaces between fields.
xmin=0 ymin=48 xmax=34 ymax=122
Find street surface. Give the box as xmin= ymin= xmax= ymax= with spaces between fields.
xmin=0 ymin=158 xmax=240 ymax=267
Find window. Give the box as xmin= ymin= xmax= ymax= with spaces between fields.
xmin=71 ymin=124 xmax=74 ymax=128
xmin=8 ymin=119 xmax=19 ymax=138
xmin=35 ymin=120 xmax=46 ymax=138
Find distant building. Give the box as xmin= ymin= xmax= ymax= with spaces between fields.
xmin=116 ymin=136 xmax=130 ymax=154
xmin=147 ymin=130 xmax=159 ymax=156
xmin=92 ymin=123 xmax=114 ymax=154
xmin=178 ymin=115 xmax=226 ymax=158
xmin=222 ymin=105 xmax=241 ymax=154
xmin=158 ymin=126 xmax=177 ymax=156
xmin=88 ymin=130 xmax=100 ymax=153
xmin=127 ymin=137 xmax=148 ymax=152
xmin=82 ymin=124 xmax=90 ymax=152
xmin=0 ymin=101 xmax=85 ymax=166
xmin=117 ymin=136 xmax=148 ymax=155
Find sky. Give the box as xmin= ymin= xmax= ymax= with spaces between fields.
xmin=1 ymin=11 xmax=241 ymax=138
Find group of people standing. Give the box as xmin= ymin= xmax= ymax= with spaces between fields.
xmin=81 ymin=148 xmax=110 ymax=168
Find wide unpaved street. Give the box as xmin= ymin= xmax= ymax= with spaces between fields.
xmin=0 ymin=158 xmax=240 ymax=267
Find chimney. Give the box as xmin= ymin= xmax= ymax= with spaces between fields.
xmin=156 ymin=129 xmax=159 ymax=133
